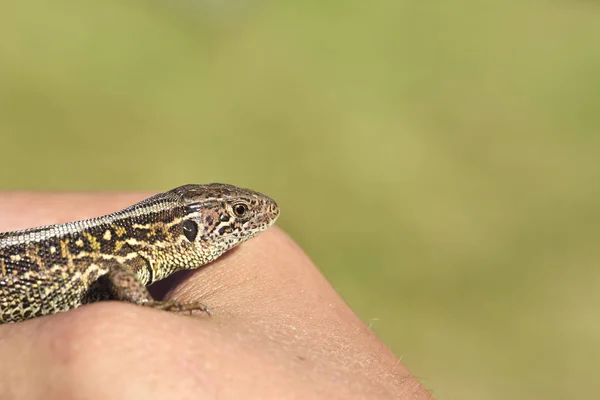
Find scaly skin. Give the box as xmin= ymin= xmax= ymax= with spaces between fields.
xmin=0 ymin=184 xmax=279 ymax=323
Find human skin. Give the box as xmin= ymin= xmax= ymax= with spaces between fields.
xmin=0 ymin=192 xmax=431 ymax=400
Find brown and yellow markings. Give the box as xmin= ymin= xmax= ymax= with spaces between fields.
xmin=80 ymin=263 xmax=109 ymax=282
xmin=0 ymin=259 xmax=6 ymax=275
xmin=113 ymin=240 xmax=126 ymax=253
xmin=50 ymin=264 xmax=65 ymax=274
xmin=71 ymin=249 xmax=139 ymax=264
xmin=165 ymin=216 xmax=186 ymax=229
xmin=125 ymin=238 xmax=171 ymax=249
xmin=114 ymin=225 xmax=127 ymax=237
xmin=132 ymin=216 xmax=185 ymax=244
xmin=26 ymin=246 xmax=46 ymax=270
xmin=82 ymin=232 xmax=101 ymax=252
xmin=59 ymin=239 xmax=70 ymax=259
xmin=132 ymin=223 xmax=155 ymax=230
xmin=133 ymin=222 xmax=163 ymax=241
xmin=59 ymin=239 xmax=76 ymax=271
xmin=103 ymin=230 xmax=112 ymax=241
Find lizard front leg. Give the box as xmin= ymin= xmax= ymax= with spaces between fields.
xmin=107 ymin=264 xmax=211 ymax=316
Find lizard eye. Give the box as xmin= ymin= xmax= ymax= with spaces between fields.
xmin=233 ymin=203 xmax=249 ymax=218
xmin=182 ymin=220 xmax=198 ymax=242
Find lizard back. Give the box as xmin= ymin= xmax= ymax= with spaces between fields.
xmin=0 ymin=191 xmax=178 ymax=321
xmin=0 ymin=184 xmax=280 ymax=323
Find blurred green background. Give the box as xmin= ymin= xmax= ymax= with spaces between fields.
xmin=1 ymin=0 xmax=599 ymax=398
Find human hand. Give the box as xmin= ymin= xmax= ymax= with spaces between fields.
xmin=0 ymin=192 xmax=430 ymax=399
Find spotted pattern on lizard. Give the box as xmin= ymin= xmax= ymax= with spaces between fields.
xmin=0 ymin=184 xmax=279 ymax=323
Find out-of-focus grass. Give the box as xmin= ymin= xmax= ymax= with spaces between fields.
xmin=1 ymin=1 xmax=599 ymax=398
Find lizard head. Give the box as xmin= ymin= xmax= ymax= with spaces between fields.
xmin=173 ymin=183 xmax=279 ymax=264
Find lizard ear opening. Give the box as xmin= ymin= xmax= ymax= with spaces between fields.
xmin=182 ymin=220 xmax=198 ymax=242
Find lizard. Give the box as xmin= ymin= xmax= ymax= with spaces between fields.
xmin=0 ymin=183 xmax=279 ymax=324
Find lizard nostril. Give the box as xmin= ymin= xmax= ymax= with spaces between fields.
xmin=269 ymin=202 xmax=279 ymax=218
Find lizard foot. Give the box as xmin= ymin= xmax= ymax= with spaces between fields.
xmin=142 ymin=300 xmax=212 ymax=316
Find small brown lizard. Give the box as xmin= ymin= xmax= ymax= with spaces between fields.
xmin=0 ymin=183 xmax=279 ymax=323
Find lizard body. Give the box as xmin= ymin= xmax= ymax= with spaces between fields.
xmin=0 ymin=184 xmax=279 ymax=323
